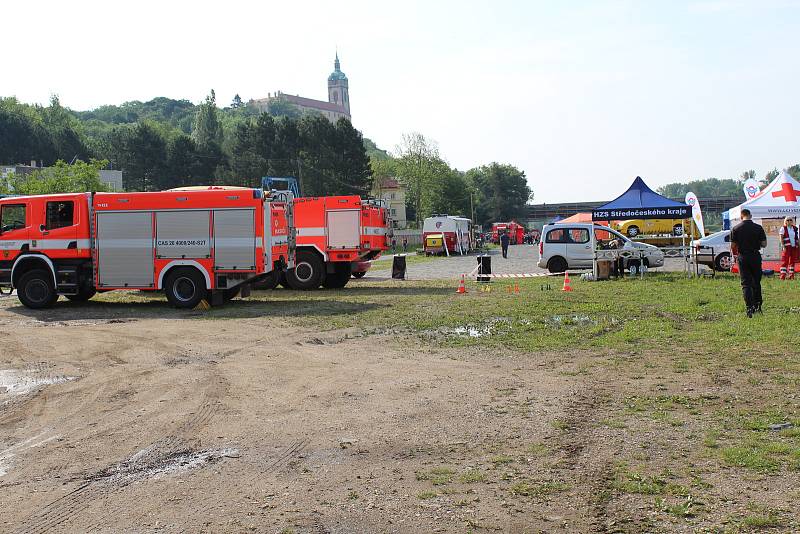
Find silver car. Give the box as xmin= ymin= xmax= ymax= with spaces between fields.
xmin=692 ymin=230 xmax=732 ymax=271
xmin=537 ymin=223 xmax=665 ymax=273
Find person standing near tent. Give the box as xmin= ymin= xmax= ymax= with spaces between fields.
xmin=730 ymin=208 xmax=767 ymax=317
xmin=500 ymin=231 xmax=510 ymax=259
xmin=779 ymin=216 xmax=799 ymax=280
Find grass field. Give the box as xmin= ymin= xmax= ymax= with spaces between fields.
xmin=81 ymin=272 xmax=800 ymax=531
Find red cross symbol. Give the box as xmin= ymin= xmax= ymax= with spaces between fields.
xmin=772 ymin=182 xmax=800 ymax=202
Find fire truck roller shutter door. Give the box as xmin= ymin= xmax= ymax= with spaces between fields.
xmin=327 ymin=210 xmax=360 ymax=249
xmin=156 ymin=211 xmax=211 ymax=259
xmin=97 ymin=212 xmax=155 ymax=288
xmin=213 ymin=209 xmax=256 ymax=270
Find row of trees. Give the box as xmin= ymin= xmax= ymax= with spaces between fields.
xmin=658 ymin=167 xmax=800 ymax=199
xmin=1 ymin=92 xmax=373 ymax=195
xmin=373 ymin=133 xmax=532 ymax=227
xmin=1 ymin=94 xmax=532 ymax=226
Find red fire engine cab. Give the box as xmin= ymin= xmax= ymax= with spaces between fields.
xmin=491 ymin=221 xmax=525 ymax=245
xmin=284 ymin=195 xmax=390 ymax=289
xmin=0 ymin=189 xmax=291 ymax=309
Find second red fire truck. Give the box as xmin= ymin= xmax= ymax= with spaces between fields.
xmin=0 ymin=189 xmax=291 ymax=309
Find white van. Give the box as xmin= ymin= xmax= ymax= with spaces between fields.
xmin=537 ymin=223 xmax=665 ymax=273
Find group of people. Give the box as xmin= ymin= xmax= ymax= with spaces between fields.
xmin=731 ymin=210 xmax=798 ymax=318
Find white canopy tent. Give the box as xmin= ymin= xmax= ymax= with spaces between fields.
xmin=728 ymin=170 xmax=800 ymax=261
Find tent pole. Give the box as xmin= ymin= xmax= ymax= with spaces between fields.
xmin=589 ymin=223 xmax=597 ymax=281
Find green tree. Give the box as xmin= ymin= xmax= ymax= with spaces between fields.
xmin=788 ymin=164 xmax=800 ymax=180
xmin=0 ymin=98 xmax=56 ymax=165
xmin=112 ymin=122 xmax=168 ymax=191
xmin=467 ymin=163 xmax=531 ymax=225
xmin=7 ymin=159 xmax=110 ymax=195
xmin=191 ymin=90 xmax=226 ymax=182
xmin=231 ymin=94 xmax=243 ymax=109
xmin=332 ymin=118 xmax=372 ymax=195
xmin=764 ymin=168 xmax=780 ymax=185
xmin=41 ymin=95 xmax=90 ymax=162
xmin=266 ymin=96 xmax=302 ymax=119
xmin=192 ymin=90 xmax=223 ymax=149
xmin=394 ymin=133 xmax=441 ymax=227
xmin=166 ymin=135 xmax=202 ymax=188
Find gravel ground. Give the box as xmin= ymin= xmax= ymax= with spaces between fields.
xmin=369 ymin=245 xmax=689 ymax=280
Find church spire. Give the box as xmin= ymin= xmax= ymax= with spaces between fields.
xmin=334 ymin=51 xmax=340 ymax=72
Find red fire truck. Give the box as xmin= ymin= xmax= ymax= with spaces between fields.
xmin=284 ymin=195 xmax=390 ymax=289
xmin=0 ymin=189 xmax=291 ymax=309
xmin=491 ymin=221 xmax=525 ymax=245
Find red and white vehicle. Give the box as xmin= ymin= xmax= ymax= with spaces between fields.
xmin=423 ymin=215 xmax=474 ymax=255
xmin=0 ymin=189 xmax=292 ymax=309
xmin=491 ymin=221 xmax=525 ymax=245
xmin=285 ymin=195 xmax=390 ymax=289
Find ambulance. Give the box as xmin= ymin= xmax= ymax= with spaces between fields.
xmin=0 ymin=189 xmax=292 ymax=309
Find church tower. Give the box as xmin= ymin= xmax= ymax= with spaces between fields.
xmin=327 ymin=52 xmax=350 ymax=114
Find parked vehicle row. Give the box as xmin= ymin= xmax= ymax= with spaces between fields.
xmin=537 ymin=223 xmax=665 ymax=273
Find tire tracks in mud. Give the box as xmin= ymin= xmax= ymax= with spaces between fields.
xmin=554 ymin=382 xmax=617 ymax=533
xmin=10 ymin=334 xmax=305 ymax=533
xmin=12 ymin=362 xmax=227 ymax=534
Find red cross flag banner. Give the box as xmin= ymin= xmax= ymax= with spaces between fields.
xmin=729 ymin=170 xmax=800 ymax=222
xmin=685 ymin=192 xmax=706 ymax=238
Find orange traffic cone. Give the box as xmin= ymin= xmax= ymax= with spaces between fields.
xmin=562 ymin=272 xmax=573 ymax=292
xmin=456 ymin=274 xmax=467 ymax=294
xmin=514 ymin=282 xmax=520 ymax=294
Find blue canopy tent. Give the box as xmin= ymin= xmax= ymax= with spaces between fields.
xmin=590 ymin=176 xmax=692 ymax=277
xmin=592 ymin=176 xmax=691 ymax=222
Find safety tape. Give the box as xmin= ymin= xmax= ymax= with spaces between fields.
xmin=475 ymin=272 xmax=560 ymax=279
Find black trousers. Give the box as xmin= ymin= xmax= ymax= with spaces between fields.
xmin=737 ymin=252 xmax=762 ymax=309
xmin=501 ymin=245 xmax=508 ymax=258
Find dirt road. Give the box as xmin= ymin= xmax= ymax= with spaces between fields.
xmin=2 ymin=286 xmax=797 ymax=533
xmin=0 ymin=298 xmax=603 ymax=533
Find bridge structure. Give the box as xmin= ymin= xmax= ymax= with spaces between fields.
xmin=526 ymin=196 xmax=742 ymax=224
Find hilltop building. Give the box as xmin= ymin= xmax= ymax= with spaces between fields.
xmin=249 ymin=53 xmax=351 ymax=123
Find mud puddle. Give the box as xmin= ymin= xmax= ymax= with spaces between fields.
xmin=91 ymin=446 xmax=240 ymax=485
xmin=0 ymin=370 xmax=77 ymax=396
xmin=423 ymin=317 xmax=511 ymax=339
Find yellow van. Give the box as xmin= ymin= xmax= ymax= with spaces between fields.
xmin=614 ymin=219 xmax=700 ymax=238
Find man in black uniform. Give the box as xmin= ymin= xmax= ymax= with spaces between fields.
xmin=500 ymin=231 xmax=510 ymax=259
xmin=730 ymin=208 xmax=767 ymax=317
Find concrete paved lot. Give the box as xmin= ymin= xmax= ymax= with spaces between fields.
xmin=370 ymin=245 xmax=689 ymax=280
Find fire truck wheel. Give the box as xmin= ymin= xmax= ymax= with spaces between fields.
xmin=286 ymin=251 xmax=325 ymax=290
xmin=164 ymin=268 xmax=208 ymax=309
xmin=18 ymin=269 xmax=59 ymax=309
xmin=322 ymin=264 xmax=351 ymax=289
xmin=65 ymin=287 xmax=97 ymax=302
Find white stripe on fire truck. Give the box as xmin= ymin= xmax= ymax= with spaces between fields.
xmin=272 ymin=237 xmax=288 ymax=245
xmin=214 ymin=237 xmax=257 ymax=246
xmin=296 ymin=227 xmax=326 ymax=237
xmin=0 ymin=238 xmax=92 ymax=250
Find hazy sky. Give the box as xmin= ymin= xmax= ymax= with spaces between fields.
xmin=4 ymin=0 xmax=799 ymax=202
